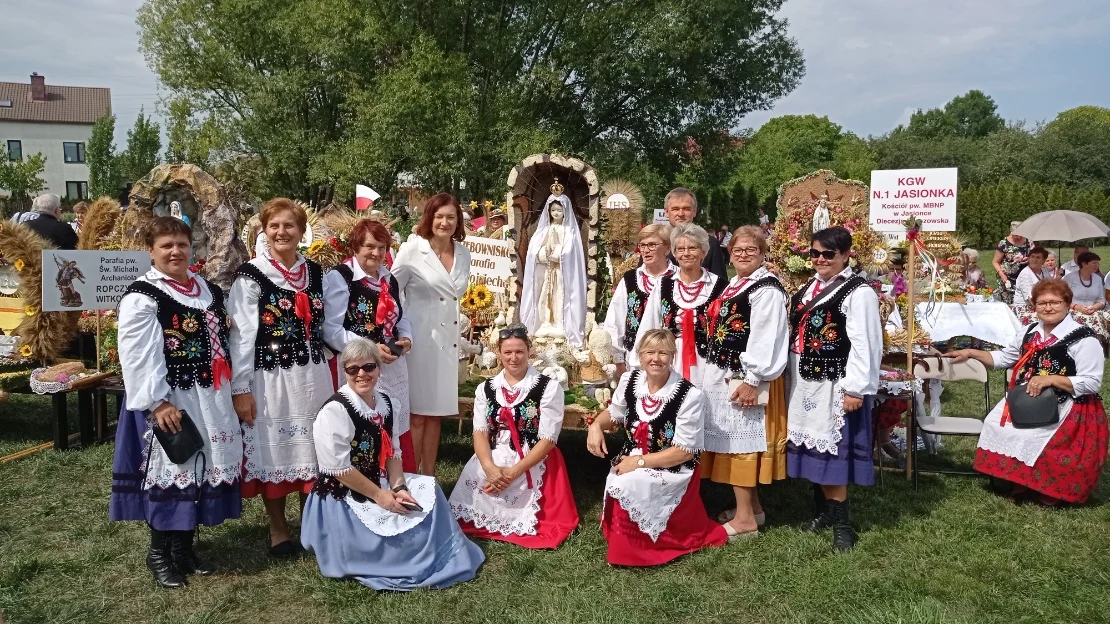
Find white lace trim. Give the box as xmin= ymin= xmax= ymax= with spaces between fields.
xmin=344 ymin=474 xmax=438 ymax=537
xmin=785 ymin=387 xmax=845 ymax=456
xmin=242 ymin=463 xmax=318 ymax=484
xmin=976 ymin=399 xmax=1072 ymax=466
xmin=450 ymin=457 xmax=547 ymax=537
xmin=140 ymin=423 xmax=242 ymax=489
xmin=605 ymin=471 xmax=685 ymax=542
xmin=703 ymin=383 xmax=768 ymax=455
xmin=489 ymin=369 xmax=543 ymax=407
xmin=318 ymin=465 xmax=355 ymax=476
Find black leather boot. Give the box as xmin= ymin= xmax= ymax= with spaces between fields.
xmin=826 ymin=499 xmax=858 ymax=552
xmin=171 ymin=529 xmax=216 ymax=576
xmin=805 ymin=484 xmax=833 ymax=532
xmin=147 ymin=529 xmax=187 ymax=588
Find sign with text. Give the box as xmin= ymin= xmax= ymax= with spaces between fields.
xmin=653 ymin=209 xmax=669 ymax=225
xmin=461 ymin=236 xmax=513 ymax=294
xmin=605 ymin=193 xmax=631 ymax=210
xmin=869 ymin=168 xmax=958 ymax=232
xmin=41 ymin=250 xmax=151 ymax=311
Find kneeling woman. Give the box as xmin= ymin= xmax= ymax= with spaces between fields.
xmin=449 ymin=325 xmax=579 ymax=548
xmin=301 ymin=338 xmax=484 ymax=590
xmin=587 ymin=330 xmax=727 ymax=566
xmin=948 ymin=279 xmax=1107 ymax=507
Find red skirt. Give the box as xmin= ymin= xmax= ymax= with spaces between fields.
xmin=240 ymin=478 xmax=314 ymax=499
xmin=457 ymin=447 xmax=579 ymax=549
xmin=974 ymin=399 xmax=1109 ymax=504
xmin=330 ymin=355 xmax=417 ymax=473
xmin=602 ymin=465 xmax=728 ymax=567
xmin=877 ymin=398 xmax=908 ymax=430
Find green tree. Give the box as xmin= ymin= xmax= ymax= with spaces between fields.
xmin=120 ymin=108 xmax=162 ymax=182
xmin=1030 ymin=106 xmax=1110 ymax=192
xmin=138 ymin=0 xmax=804 ymax=201
xmin=164 ymin=97 xmax=233 ymax=167
xmin=0 ymin=153 xmax=47 ymax=212
xmin=87 ymin=113 xmax=118 ymax=199
xmin=905 ymin=90 xmax=1004 ymax=139
xmin=736 ymin=114 xmax=842 ymax=200
xmin=830 ymin=132 xmax=877 ymax=182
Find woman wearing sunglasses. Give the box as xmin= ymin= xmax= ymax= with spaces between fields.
xmin=602 ymin=224 xmax=676 ymax=377
xmin=786 ymin=226 xmax=881 ymax=552
xmin=449 ymin=325 xmax=579 ymax=548
xmin=631 ymin=223 xmax=726 ymax=381
xmin=588 ymin=329 xmax=727 ymax=566
xmin=947 ymin=279 xmax=1107 ymax=508
xmin=325 ymin=218 xmax=415 ymax=471
xmin=301 ymin=338 xmax=484 ymax=590
xmin=700 ymin=226 xmax=790 ymax=540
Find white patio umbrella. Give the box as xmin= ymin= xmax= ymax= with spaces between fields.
xmin=1013 ymin=210 xmax=1110 ymax=242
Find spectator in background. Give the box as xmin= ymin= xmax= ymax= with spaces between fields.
xmin=758 ymin=208 xmax=770 ymax=227
xmin=1061 ymin=245 xmax=1089 ymax=277
xmin=25 ymin=193 xmax=77 ymax=250
xmin=1045 ymin=252 xmax=1062 ymax=279
xmin=992 ymin=221 xmax=1033 ymax=304
xmin=71 ymin=201 xmax=89 ymax=234
xmin=663 ymin=188 xmax=728 ymax=283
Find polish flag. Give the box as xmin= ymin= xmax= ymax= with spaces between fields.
xmin=355 ymin=184 xmax=380 ymax=211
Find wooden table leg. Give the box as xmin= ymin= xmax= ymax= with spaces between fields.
xmin=52 ymin=392 xmax=69 ymax=451
xmin=78 ymin=390 xmax=95 ymax=447
xmin=95 ymin=391 xmax=108 ymax=442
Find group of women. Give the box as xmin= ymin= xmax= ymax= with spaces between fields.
xmin=108 ymin=191 xmax=1107 ymax=591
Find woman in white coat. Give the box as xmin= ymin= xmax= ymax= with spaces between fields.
xmin=392 ymin=193 xmax=471 ymax=475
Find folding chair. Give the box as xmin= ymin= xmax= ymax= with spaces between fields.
xmin=910 ymin=356 xmax=991 ymax=488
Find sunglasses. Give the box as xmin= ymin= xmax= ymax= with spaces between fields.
xmin=808 ymin=248 xmax=839 ymax=260
xmin=344 ymin=363 xmax=379 ymax=376
xmin=499 ymin=327 xmax=529 ymax=341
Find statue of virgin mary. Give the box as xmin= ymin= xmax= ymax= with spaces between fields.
xmin=520 ymin=180 xmax=587 ymax=348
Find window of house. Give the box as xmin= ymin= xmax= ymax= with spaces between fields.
xmin=63 ymin=142 xmax=86 ymax=163
xmin=6 ymin=140 xmax=20 ymax=161
xmin=66 ymin=181 xmax=88 ymax=200
xmin=0 ymin=100 xmax=12 ymax=108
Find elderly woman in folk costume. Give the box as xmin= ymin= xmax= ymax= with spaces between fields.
xmin=520 ymin=181 xmax=588 ymax=348
xmin=602 ymin=223 xmax=675 ymax=378
xmin=948 ymin=279 xmax=1108 ymax=507
xmin=301 ymin=338 xmax=485 ymax=590
xmin=324 ymin=218 xmax=416 ymax=471
xmin=228 ymin=198 xmax=347 ymax=557
xmin=786 ymin=226 xmax=882 ymax=552
xmin=449 ymin=325 xmax=579 ymax=548
xmin=630 ymin=223 xmax=726 ymax=380
xmin=699 ymin=226 xmax=790 ymax=539
xmin=588 ymin=330 xmax=727 ymax=565
xmin=110 ymin=217 xmax=242 ymax=589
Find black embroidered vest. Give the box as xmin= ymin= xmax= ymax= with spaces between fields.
xmin=707 ymin=276 xmax=786 ymax=374
xmin=659 ymin=276 xmax=728 ymax=360
xmin=1016 ymin=326 xmax=1097 ymax=404
xmin=122 ymin=279 xmax=231 ymax=390
xmin=789 ymin=275 xmax=867 ymax=382
xmin=482 ymin=375 xmax=552 ymax=450
xmin=332 ymin=263 xmax=403 ymax=344
xmin=236 ymin=261 xmax=326 ymax=370
xmin=621 ymin=269 xmax=652 ymax=352
xmin=616 ymin=371 xmax=697 ymax=472
xmin=312 ymin=391 xmax=395 ymax=502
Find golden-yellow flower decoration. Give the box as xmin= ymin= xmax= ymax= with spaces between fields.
xmin=460 ymin=283 xmax=494 ymax=314
xmin=483 ymin=200 xmax=494 ymax=209
xmin=468 ymin=200 xmax=478 ymax=210
xmin=24 ymin=305 xmax=36 ymax=317
xmin=307 ymin=240 xmax=325 ymax=255
xmin=472 ymin=283 xmax=493 ymax=307
xmin=19 ymin=344 xmax=33 ymax=358
xmin=14 ymin=258 xmax=24 ymax=272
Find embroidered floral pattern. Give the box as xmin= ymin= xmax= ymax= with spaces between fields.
xmin=238 ymin=262 xmax=326 ymax=371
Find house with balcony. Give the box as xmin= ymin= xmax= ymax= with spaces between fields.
xmin=0 ymin=73 xmax=111 ymax=201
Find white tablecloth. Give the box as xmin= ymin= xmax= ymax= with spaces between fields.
xmin=915 ymin=301 xmax=1023 ymax=345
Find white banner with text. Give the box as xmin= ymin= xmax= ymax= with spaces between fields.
xmin=869 ymin=167 xmax=958 ymax=232
xmin=41 ymin=250 xmax=151 ymax=311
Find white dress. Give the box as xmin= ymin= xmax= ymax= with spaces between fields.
xmin=976 ymin=316 xmax=1103 ymax=466
xmin=702 ymin=268 xmax=790 ymax=455
xmin=1013 ymin=266 xmax=1054 ymax=307
xmin=391 ymin=237 xmax=471 ymax=415
xmin=228 ymin=253 xmax=343 ymax=486
xmin=630 ymin=268 xmax=720 ymax=377
xmin=785 ymin=267 xmax=882 ymax=455
xmin=1063 ymin=271 xmax=1106 ymax=307
xmin=449 ymin=367 xmax=563 ymax=536
xmin=603 ymin=370 xmax=705 ymax=542
xmin=117 ymin=268 xmax=242 ymax=488
xmin=324 ymin=259 xmax=414 ymax=429
xmin=602 ymin=263 xmax=676 ymax=364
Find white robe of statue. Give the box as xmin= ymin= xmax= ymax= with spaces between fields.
xmin=521 ymin=194 xmax=586 ymax=348
xmin=812 ymin=195 xmax=831 ymax=233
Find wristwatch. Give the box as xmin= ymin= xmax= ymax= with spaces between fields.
xmin=392 ymin=483 xmax=409 ymax=493
xmin=637 ymin=457 xmax=646 ymax=467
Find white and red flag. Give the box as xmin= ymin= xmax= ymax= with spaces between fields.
xmin=355 ymin=184 xmax=380 ymax=211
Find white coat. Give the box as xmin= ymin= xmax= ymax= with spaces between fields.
xmin=392 ymin=236 xmax=471 ymax=415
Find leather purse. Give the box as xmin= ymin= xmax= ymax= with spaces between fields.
xmin=1005 ymin=384 xmax=1060 ymax=429
xmin=152 ymin=409 xmax=206 ymax=464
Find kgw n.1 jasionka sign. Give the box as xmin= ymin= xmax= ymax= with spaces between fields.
xmin=869 ymin=167 xmax=958 ymax=232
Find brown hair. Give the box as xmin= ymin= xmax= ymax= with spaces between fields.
xmin=1028 ymin=246 xmax=1048 ymax=259
xmin=414 ymin=193 xmax=466 ymax=242
xmin=73 ymin=201 xmax=89 ymax=215
xmin=348 ymin=219 xmax=392 ymax=254
xmin=1031 ymin=278 xmax=1073 ymax=306
xmin=143 ymin=216 xmax=193 ymax=248
xmin=259 ymin=198 xmax=308 ymax=233
xmin=728 ymin=225 xmax=768 ymax=255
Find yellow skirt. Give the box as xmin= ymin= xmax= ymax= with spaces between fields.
xmin=701 ymin=376 xmax=788 ymax=487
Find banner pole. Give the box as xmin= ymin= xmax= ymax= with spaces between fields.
xmin=905 ymin=241 xmax=916 ymax=480
xmin=95 ymin=310 xmax=102 ymax=373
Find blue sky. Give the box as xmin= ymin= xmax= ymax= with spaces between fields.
xmin=1 ymin=0 xmax=1107 ymax=144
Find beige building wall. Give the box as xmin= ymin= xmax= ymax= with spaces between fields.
xmin=0 ymin=120 xmax=94 ymax=198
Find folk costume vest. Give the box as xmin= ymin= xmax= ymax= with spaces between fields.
xmin=621 ymin=267 xmax=673 ymax=352
xmin=236 ymin=261 xmax=327 ymax=370
xmin=706 ymin=275 xmax=786 ymax=374
xmin=1016 ymin=326 xmax=1098 ymax=405
xmin=659 ymin=275 xmax=728 ymax=360
xmin=312 ymin=391 xmax=395 ymax=503
xmin=481 ymin=375 xmax=552 ymax=451
xmin=789 ymin=275 xmax=867 ymax=382
xmin=122 ymin=278 xmax=231 ymax=390
xmin=332 ymin=263 xmax=403 ymax=343
xmin=617 ymin=371 xmax=697 ymax=472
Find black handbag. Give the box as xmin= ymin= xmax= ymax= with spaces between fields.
xmin=152 ymin=409 xmax=206 ymax=464
xmin=1006 ymin=384 xmax=1060 ymax=429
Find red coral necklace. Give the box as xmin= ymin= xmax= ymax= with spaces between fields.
xmin=268 ymin=257 xmax=308 ymax=290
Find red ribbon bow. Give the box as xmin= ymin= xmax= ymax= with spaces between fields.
xmin=370 ymin=412 xmax=394 ymax=470
xmin=211 ymin=357 xmax=231 ymax=390
xmin=633 ymin=421 xmax=651 ymax=455
xmin=680 ymin=309 xmax=697 ymax=380
xmin=293 ymin=291 xmax=312 ymax=339
xmin=374 ymin=276 xmax=399 ymax=338
xmin=498 ymin=406 xmax=533 ymax=488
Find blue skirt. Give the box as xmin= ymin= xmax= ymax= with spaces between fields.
xmin=301 ymin=487 xmax=485 ymax=591
xmin=786 ymin=399 xmax=875 ymax=487
xmin=109 ymin=405 xmax=242 ymax=531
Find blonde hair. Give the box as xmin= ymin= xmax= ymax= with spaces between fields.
xmin=728 ymin=225 xmax=768 ymax=255
xmin=637 ymin=329 xmax=677 ymax=356
xmin=638 ymin=223 xmax=671 ymax=244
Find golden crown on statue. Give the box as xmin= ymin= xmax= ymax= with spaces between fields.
xmin=550 ymin=178 xmax=565 ymax=196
